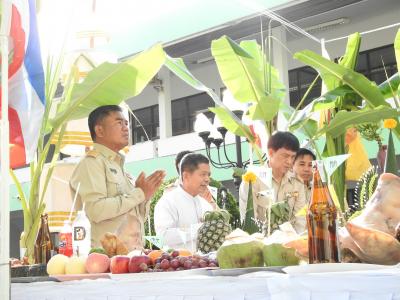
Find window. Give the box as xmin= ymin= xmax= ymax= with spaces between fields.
xmin=289 ymin=66 xmax=322 ymax=108
xmin=131 ymin=105 xmax=159 ymax=144
xmin=289 ymin=44 xmax=397 ymax=108
xmin=171 ymin=93 xmax=215 ymax=136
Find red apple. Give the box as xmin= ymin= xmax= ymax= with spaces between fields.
xmin=110 ymin=255 xmax=130 ymax=274
xmin=85 ymin=253 xmax=110 ymax=274
xmin=128 ymin=255 xmax=151 ymax=273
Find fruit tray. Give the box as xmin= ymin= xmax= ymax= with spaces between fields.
xmin=282 ymin=263 xmax=394 ymax=274
xmin=205 ymin=266 xmax=286 ymax=276
xmin=51 ymin=273 xmax=111 ymax=282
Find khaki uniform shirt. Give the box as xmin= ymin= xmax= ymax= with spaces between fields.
xmin=239 ymin=170 xmax=307 ymax=233
xmin=70 ymin=143 xmax=148 ymax=249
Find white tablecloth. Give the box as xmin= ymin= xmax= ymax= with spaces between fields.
xmin=12 ymin=268 xmax=400 ymax=300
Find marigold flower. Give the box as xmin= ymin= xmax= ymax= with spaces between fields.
xmin=242 ymin=171 xmax=257 ymax=183
xmin=383 ymin=119 xmax=398 ymax=129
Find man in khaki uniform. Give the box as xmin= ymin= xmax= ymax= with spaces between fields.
xmin=239 ymin=131 xmax=307 ymax=233
xmin=70 ymin=105 xmax=165 ymax=250
xmin=293 ymin=148 xmax=316 ymax=202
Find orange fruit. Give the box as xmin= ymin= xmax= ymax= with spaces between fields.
xmin=148 ymin=250 xmax=163 ymax=264
xmin=177 ymin=249 xmax=192 ymax=257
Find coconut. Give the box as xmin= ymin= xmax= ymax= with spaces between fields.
xmin=216 ymin=229 xmax=264 ymax=269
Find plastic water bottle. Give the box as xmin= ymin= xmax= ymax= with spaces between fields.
xmin=58 ymin=220 xmax=73 ymax=257
xmin=72 ymin=210 xmax=91 ymax=257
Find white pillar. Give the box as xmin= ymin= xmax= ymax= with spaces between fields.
xmin=272 ymin=26 xmax=290 ymax=105
xmin=157 ymin=67 xmax=172 ymax=139
xmin=0 ymin=34 xmax=10 ymax=300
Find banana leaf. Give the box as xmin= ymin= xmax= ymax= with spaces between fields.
xmin=319 ymin=33 xmax=361 ymax=91
xmin=395 ymin=29 xmax=400 ymax=72
xmin=163 ymin=54 xmax=263 ymax=162
xmin=339 ymin=32 xmax=361 ymax=70
xmin=51 ymin=43 xmax=166 ymax=127
xmin=163 ymin=55 xmax=248 ymax=133
xmin=280 ymin=102 xmax=317 ymax=138
xmin=289 ymin=85 xmax=360 ymax=130
xmin=211 ymin=36 xmax=283 ymax=122
xmin=379 ymin=73 xmax=400 ymax=99
xmin=294 ymin=50 xmax=388 ymax=109
xmin=208 ymin=106 xmax=254 ymax=140
xmin=317 ymin=106 xmax=400 ymax=138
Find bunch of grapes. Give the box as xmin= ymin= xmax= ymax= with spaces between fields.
xmin=149 ymin=250 xmax=218 ymax=272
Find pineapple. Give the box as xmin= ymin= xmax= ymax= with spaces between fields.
xmin=197 ymin=210 xmax=232 ymax=254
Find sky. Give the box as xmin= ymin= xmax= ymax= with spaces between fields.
xmin=37 ymin=0 xmax=290 ymax=60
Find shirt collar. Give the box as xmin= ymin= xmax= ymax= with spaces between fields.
xmin=265 ymin=161 xmax=294 ymax=185
xmin=177 ymin=185 xmax=198 ymax=200
xmin=93 ymin=143 xmax=125 ymax=165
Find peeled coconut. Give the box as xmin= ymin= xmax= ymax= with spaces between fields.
xmin=47 ymin=254 xmax=69 ymax=275
xmin=65 ymin=256 xmax=87 ymax=274
xmin=262 ymin=223 xmax=301 ymax=267
xmin=263 ymin=243 xmax=299 ymax=267
xmin=216 ymin=229 xmax=264 ymax=269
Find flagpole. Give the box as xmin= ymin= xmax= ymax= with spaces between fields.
xmin=0 ymin=33 xmax=10 ymax=299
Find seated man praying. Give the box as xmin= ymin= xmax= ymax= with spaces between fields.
xmin=154 ymin=153 xmax=213 ymax=250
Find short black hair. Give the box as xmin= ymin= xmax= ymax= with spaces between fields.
xmin=267 ymin=131 xmax=299 ymax=152
xmin=180 ymin=153 xmax=209 ymax=174
xmin=88 ymin=105 xmax=122 ymax=141
xmin=175 ymin=150 xmax=193 ymax=174
xmin=295 ymin=148 xmax=316 ymax=161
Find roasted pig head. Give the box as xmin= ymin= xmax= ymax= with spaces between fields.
xmin=351 ymin=173 xmax=400 ymax=235
xmin=342 ymin=173 xmax=400 ymax=264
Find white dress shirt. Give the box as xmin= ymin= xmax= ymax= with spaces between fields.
xmin=154 ymin=185 xmax=213 ymax=250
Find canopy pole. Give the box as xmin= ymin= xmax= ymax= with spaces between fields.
xmin=0 ymin=33 xmax=10 ymax=300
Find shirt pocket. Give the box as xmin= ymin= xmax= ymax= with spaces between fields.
xmin=105 ymin=169 xmax=122 ymax=197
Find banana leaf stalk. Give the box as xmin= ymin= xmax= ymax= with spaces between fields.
xmin=241 ymin=183 xmax=260 ymax=234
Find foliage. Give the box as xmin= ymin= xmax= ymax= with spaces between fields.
xmin=211 ymin=37 xmax=284 ymax=124
xmin=209 ymin=36 xmax=287 ymax=162
xmin=11 ymin=44 xmax=168 ymax=262
xmin=264 ymin=201 xmax=290 ymax=234
xmin=290 ymin=31 xmax=400 ymax=212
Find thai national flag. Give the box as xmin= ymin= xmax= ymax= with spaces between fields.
xmin=1 ymin=0 xmax=45 ymax=168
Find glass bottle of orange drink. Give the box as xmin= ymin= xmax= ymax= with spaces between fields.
xmin=307 ymin=161 xmax=340 ymax=264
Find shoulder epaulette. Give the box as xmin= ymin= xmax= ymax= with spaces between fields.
xmin=86 ymin=150 xmax=99 ymax=158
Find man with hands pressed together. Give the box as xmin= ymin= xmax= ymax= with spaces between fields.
xmin=154 ymin=153 xmax=213 ymax=250
xmin=70 ymin=105 xmax=165 ymax=250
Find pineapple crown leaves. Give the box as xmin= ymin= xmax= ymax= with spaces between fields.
xmin=203 ymin=210 xmax=231 ymax=223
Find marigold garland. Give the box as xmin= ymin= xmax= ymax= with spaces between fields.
xmin=242 ymin=171 xmax=257 ymax=183
xmin=383 ymin=119 xmax=397 ymax=129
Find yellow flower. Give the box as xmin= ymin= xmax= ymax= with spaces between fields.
xmin=383 ymin=119 xmax=397 ymax=129
xmin=242 ymin=171 xmax=257 ymax=183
